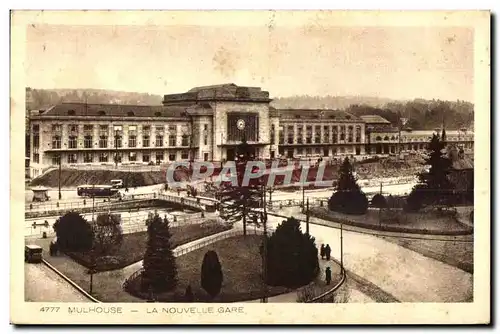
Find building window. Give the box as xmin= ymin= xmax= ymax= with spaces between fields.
xmin=156 ymin=126 xmax=165 ymax=134
xmin=181 ymin=151 xmax=189 ymax=160
xmin=115 ymin=135 xmax=122 ymax=148
xmin=84 ymin=135 xmax=93 ymax=148
xmin=156 ymin=152 xmax=164 ymax=163
xmin=270 ymin=125 xmax=276 ymax=144
xmin=52 ymin=135 xmax=61 ymax=149
xmin=68 ymin=124 xmax=78 ymax=133
xmin=129 ymin=135 xmax=137 ymax=148
xmin=114 ymin=153 xmax=122 ymax=163
xmin=315 ymin=147 xmax=321 ymax=154
xmin=168 ymin=125 xmax=176 ymax=132
xmin=143 ymin=135 xmax=150 ymax=147
xmin=99 ymin=125 xmax=108 ymax=134
xmin=305 ymin=148 xmax=312 ymax=155
xmin=169 ymin=135 xmax=176 ymax=147
xmin=156 ymin=135 xmax=164 ymax=147
xmin=67 ymin=153 xmax=77 ymax=164
xmin=33 ymin=153 xmax=40 ymax=163
xmin=99 ymin=153 xmax=108 ymax=162
xmin=83 ymin=124 xmax=93 ymax=133
xmin=332 ymin=126 xmax=338 ymax=143
xmin=169 ymin=153 xmax=176 ymax=161
xmin=203 ymin=135 xmax=208 ymax=146
xmin=340 ymin=126 xmax=346 ymax=141
xmin=287 ymin=126 xmax=295 ymax=144
xmin=323 ymin=125 xmax=330 ymax=143
xmin=279 ymin=126 xmax=284 ymax=144
xmin=99 ymin=135 xmax=108 ymax=148
xmin=143 ymin=152 xmax=150 ymax=162
xmin=68 ymin=136 xmax=77 ymax=149
xmin=314 ymin=125 xmax=321 ymax=144
xmin=53 ymin=124 xmax=63 ymax=133
xmin=129 ymin=152 xmax=137 ymax=162
xmin=181 ymin=135 xmax=189 ymax=147
xmin=376 ymin=136 xmax=382 ymax=141
xmin=299 ymin=126 xmax=306 ymax=144
xmin=384 ymin=136 xmax=390 ymax=141
xmin=143 ymin=125 xmax=151 ymax=134
xmin=83 ymin=152 xmax=93 ymax=163
xmin=355 ymin=126 xmax=362 ymax=143
xmin=51 ymin=155 xmax=60 ymax=165
xmin=347 ymin=126 xmax=354 ymax=143
xmin=297 ymin=147 xmax=304 ymax=155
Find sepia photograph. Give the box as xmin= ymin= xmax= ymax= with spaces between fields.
xmin=10 ymin=10 xmax=490 ymax=325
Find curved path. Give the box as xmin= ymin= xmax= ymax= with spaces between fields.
xmin=264 ymin=214 xmax=473 ymax=303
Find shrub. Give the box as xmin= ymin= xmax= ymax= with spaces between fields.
xmin=200 ymin=250 xmax=223 ymax=299
xmin=371 ymin=194 xmax=387 ymax=208
xmin=53 ymin=212 xmax=93 ymax=252
xmin=328 ymin=191 xmax=369 ymax=215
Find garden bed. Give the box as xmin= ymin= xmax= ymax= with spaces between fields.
xmin=309 ymin=207 xmax=473 ymax=236
xmin=66 ymin=221 xmax=232 ymax=272
xmin=124 ymin=235 xmax=342 ymax=302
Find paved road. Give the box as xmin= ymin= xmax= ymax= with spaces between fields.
xmin=264 ymin=213 xmax=473 ymax=303
xmin=24 ymin=263 xmax=89 ymax=302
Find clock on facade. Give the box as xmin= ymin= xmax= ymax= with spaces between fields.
xmin=236 ymin=119 xmax=246 ymax=130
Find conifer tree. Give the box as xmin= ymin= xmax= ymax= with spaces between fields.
xmin=141 ymin=213 xmax=178 ymax=293
xmin=328 ymin=157 xmax=368 ymax=214
xmin=200 ymin=250 xmax=223 ymax=299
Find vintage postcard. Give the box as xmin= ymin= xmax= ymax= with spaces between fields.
xmin=10 ymin=10 xmax=490 ymax=325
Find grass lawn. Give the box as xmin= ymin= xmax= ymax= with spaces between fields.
xmin=381 ymin=236 xmax=474 ymax=273
xmin=66 ymin=222 xmax=231 ymax=272
xmin=125 ymin=235 xmax=342 ymax=302
xmin=310 ymin=207 xmax=473 ymax=235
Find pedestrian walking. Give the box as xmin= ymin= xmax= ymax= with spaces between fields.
xmin=325 ymin=244 xmax=331 ymax=261
xmin=320 ymin=244 xmax=325 ymax=260
xmin=325 ymin=267 xmax=332 ymax=285
xmin=49 ymin=242 xmax=54 ymax=256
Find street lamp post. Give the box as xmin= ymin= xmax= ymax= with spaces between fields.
xmin=260 ymin=184 xmax=268 ymax=303
xmin=306 ymin=197 xmax=310 ymax=236
xmin=340 ymin=222 xmax=344 ymax=270
xmin=89 ymin=184 xmax=96 ymax=294
xmin=58 ymin=154 xmax=62 ymax=200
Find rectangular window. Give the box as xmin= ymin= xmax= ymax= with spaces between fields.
xmin=323 ymin=125 xmax=330 ymax=143
xmin=69 ymin=136 xmax=77 ymax=149
xmin=114 ymin=153 xmax=122 ymax=163
xmin=169 ymin=135 xmax=176 ymax=147
xmin=305 ymin=126 xmax=312 ymax=144
xmin=306 ymin=147 xmax=312 ymax=155
xmin=169 ymin=153 xmax=176 ymax=161
xmin=355 ymin=125 xmax=362 ymax=143
xmin=99 ymin=153 xmax=108 ymax=163
xmin=33 ymin=153 xmax=40 ymax=163
xmin=297 ymin=147 xmax=304 ymax=155
xmin=53 ymin=124 xmax=63 ymax=133
xmin=129 ymin=152 xmax=137 ymax=162
xmin=143 ymin=135 xmax=150 ymax=147
xmin=143 ymin=125 xmax=151 ymax=134
xmin=83 ymin=152 xmax=93 ymax=163
xmin=51 ymin=155 xmax=60 ymax=165
xmin=128 ymin=135 xmax=137 ymax=148
xmin=270 ymin=124 xmax=276 ymax=144
xmin=168 ymin=125 xmax=176 ymax=132
xmin=155 ymin=135 xmax=164 ymax=147
xmin=115 ymin=136 xmax=122 ymax=148
xmin=315 ymin=147 xmax=321 ymax=154
xmin=68 ymin=124 xmax=78 ymax=133
xmin=67 ymin=153 xmax=77 ymax=164
xmin=99 ymin=125 xmax=108 ymax=133
xmin=279 ymin=126 xmax=284 ymax=144
xmin=181 ymin=151 xmax=189 ymax=160
xmin=287 ymin=125 xmax=294 ymax=144
xmin=340 ymin=126 xmax=346 ymax=141
xmin=315 ymin=125 xmax=321 ymax=144
xmin=83 ymin=125 xmax=93 ymax=133
xmin=52 ymin=135 xmax=61 ymax=149
xmin=348 ymin=126 xmax=354 ymax=143
xmin=99 ymin=135 xmax=108 ymax=148
xmin=84 ymin=135 xmax=93 ymax=148
xmin=203 ymin=135 xmax=208 ymax=146
xmin=156 ymin=126 xmax=164 ymax=133
xmin=332 ymin=126 xmax=338 ymax=143
xmin=181 ymin=135 xmax=189 ymax=147
xmin=156 ymin=152 xmax=164 ymax=163
xmin=142 ymin=152 xmax=150 ymax=162
xmin=298 ymin=126 xmax=304 ymax=144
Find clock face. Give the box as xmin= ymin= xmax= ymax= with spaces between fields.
xmin=236 ymin=119 xmax=246 ymax=130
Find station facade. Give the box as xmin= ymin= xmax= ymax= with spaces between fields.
xmin=27 ymin=84 xmax=474 ymax=178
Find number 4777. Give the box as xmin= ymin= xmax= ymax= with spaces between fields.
xmin=39 ymin=307 xmax=60 ymax=312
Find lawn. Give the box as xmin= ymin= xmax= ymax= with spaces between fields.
xmin=380 ymin=236 xmax=474 ymax=273
xmin=124 ymin=235 xmax=342 ymax=303
xmin=310 ymin=207 xmax=473 ymax=235
xmin=66 ymin=221 xmax=232 ymax=272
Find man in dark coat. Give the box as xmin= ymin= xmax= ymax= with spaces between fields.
xmin=325 ymin=244 xmax=331 ymax=261
xmin=325 ymin=267 xmax=332 ymax=285
xmin=320 ymin=244 xmax=326 ymax=260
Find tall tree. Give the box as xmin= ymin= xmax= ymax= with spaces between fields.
xmin=218 ymin=139 xmax=263 ymax=236
xmin=328 ymin=158 xmax=368 ymax=215
xmin=141 ymin=213 xmax=178 ymax=293
xmin=200 ymin=250 xmax=224 ymax=300
xmin=407 ymin=133 xmax=454 ymax=210
xmin=91 ymin=213 xmax=123 ymax=258
xmin=53 ymin=212 xmax=93 ymax=252
xmin=262 ymin=217 xmax=319 ymax=288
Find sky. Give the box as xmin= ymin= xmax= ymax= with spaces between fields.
xmin=25 ymin=24 xmax=474 ymax=101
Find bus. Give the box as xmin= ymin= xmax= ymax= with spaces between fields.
xmin=77 ymin=185 xmax=119 ymax=198
xmin=110 ymin=179 xmax=124 ymax=189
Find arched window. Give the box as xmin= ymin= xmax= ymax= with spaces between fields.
xmin=155 ymin=111 xmax=161 ymax=117
xmin=375 ymin=136 xmax=382 ymax=141
xmin=391 ymin=136 xmax=395 ymax=140
xmin=127 ymin=111 xmax=135 ymax=117
xmin=384 ymin=136 xmax=389 ymax=141
xmin=98 ymin=110 xmax=106 ymax=116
